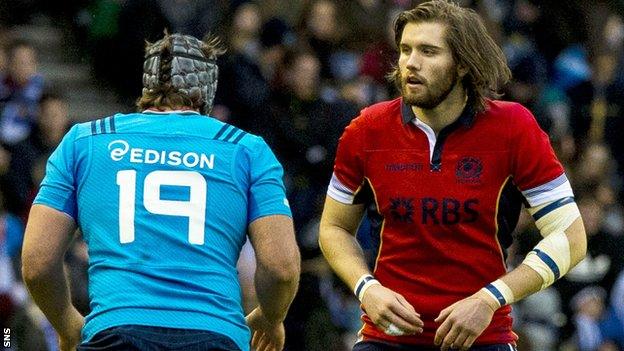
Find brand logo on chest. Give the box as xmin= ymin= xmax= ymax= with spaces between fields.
xmin=389 ymin=197 xmax=415 ymax=223
xmin=456 ymin=157 xmax=483 ymax=184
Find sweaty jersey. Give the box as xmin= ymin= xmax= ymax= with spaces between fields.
xmin=34 ymin=110 xmax=292 ymax=351
xmin=328 ymin=98 xmax=573 ymax=345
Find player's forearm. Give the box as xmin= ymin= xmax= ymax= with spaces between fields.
xmin=480 ymin=218 xmax=586 ymax=307
xmin=23 ymin=262 xmax=83 ymax=337
xmin=319 ymin=222 xmax=371 ymax=291
xmin=254 ymin=261 xmax=300 ymax=324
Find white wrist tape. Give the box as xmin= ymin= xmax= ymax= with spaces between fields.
xmin=354 ymin=274 xmax=380 ymax=302
xmin=523 ymin=231 xmax=571 ymax=289
xmin=481 ymin=279 xmax=514 ymax=308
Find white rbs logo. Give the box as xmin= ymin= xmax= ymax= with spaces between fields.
xmin=108 ymin=139 xmax=215 ymax=170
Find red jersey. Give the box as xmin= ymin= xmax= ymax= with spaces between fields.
xmin=328 ymin=98 xmax=573 ymax=346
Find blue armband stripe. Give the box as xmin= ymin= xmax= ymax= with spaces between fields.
xmin=532 ymin=197 xmax=575 ymax=221
xmin=531 ymin=249 xmax=561 ymax=279
xmin=485 ymin=283 xmax=507 ymax=306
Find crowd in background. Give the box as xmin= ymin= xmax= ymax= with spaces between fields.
xmin=1 ymin=0 xmax=624 ymax=350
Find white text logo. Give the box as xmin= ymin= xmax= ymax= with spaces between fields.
xmin=107 ymin=140 xmax=215 ymax=170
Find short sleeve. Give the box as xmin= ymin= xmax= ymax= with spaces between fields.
xmin=510 ymin=105 xmax=573 ymax=207
xmin=33 ymin=125 xmax=79 ymax=219
xmin=247 ymin=137 xmax=292 ymax=223
xmin=327 ymin=112 xmax=367 ymax=204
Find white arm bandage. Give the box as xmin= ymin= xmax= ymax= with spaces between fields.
xmin=522 ymin=197 xmax=580 ymax=289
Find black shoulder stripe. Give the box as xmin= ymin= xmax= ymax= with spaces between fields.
xmin=214 ymin=124 xmax=230 ymax=140
xmin=91 ymin=120 xmax=97 ymax=135
xmin=100 ymin=118 xmax=107 ymax=134
xmin=223 ymin=126 xmax=239 ymax=142
xmin=232 ymin=131 xmax=247 ymax=144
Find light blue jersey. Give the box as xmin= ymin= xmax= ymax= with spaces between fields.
xmin=34 ymin=110 xmax=292 ymax=351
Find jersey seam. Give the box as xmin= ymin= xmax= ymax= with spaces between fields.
xmin=230 ymin=143 xmax=247 ymax=197
xmin=76 ymin=129 xmax=95 ymax=200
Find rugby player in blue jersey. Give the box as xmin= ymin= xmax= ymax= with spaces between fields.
xmin=21 ymin=33 xmax=300 ymax=351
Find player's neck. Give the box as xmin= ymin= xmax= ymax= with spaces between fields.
xmin=411 ymin=83 xmax=467 ymax=135
xmin=146 ymin=106 xmax=199 ymax=113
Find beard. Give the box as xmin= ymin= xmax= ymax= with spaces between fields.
xmin=400 ymin=67 xmax=459 ymax=109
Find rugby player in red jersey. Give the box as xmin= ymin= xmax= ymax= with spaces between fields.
xmin=319 ymin=1 xmax=587 ymax=350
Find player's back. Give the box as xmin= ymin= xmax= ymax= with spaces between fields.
xmin=64 ymin=111 xmax=278 ymax=350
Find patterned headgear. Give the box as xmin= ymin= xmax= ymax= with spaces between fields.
xmin=142 ymin=33 xmax=218 ymax=115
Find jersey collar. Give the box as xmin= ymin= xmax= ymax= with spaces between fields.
xmin=400 ymin=95 xmax=476 ymax=128
xmin=143 ymin=109 xmax=201 ymax=116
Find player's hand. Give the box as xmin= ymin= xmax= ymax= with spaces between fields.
xmin=58 ymin=312 xmax=84 ymax=351
xmin=361 ymin=284 xmax=423 ymax=335
xmin=246 ymin=307 xmax=285 ymax=351
xmin=433 ymin=290 xmax=498 ymax=351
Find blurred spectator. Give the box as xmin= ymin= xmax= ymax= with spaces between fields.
xmin=358 ymin=6 xmax=400 ymax=95
xmin=215 ymin=2 xmax=272 ymax=131
xmin=571 ymin=286 xmax=620 ymax=351
xmin=0 ymin=189 xmax=25 ymax=325
xmin=515 ymin=288 xmax=565 ymax=351
xmin=503 ymin=33 xmax=550 ymax=131
xmin=297 ymin=0 xmax=349 ymax=81
xmin=605 ymin=271 xmax=624 ymax=349
xmin=111 ymin=0 xmax=169 ymax=102
xmin=553 ymin=44 xmax=595 ymax=151
xmin=157 ymin=0 xmax=227 ymax=39
xmin=270 ymin=50 xmax=355 ymax=233
xmin=66 ymin=234 xmax=90 ymax=316
xmin=0 ymin=42 xmax=7 ymax=74
xmin=557 ymin=194 xmax=624 ymax=338
xmin=572 ymin=286 xmax=605 ymax=350
xmin=2 ymin=91 xmax=70 ymax=218
xmin=84 ymin=0 xmax=122 ymax=89
xmin=573 ymin=143 xmax=615 ymax=191
xmin=341 ymin=0 xmax=389 ymax=49
xmin=0 ymin=188 xmax=49 ymax=351
xmin=0 ymin=40 xmax=44 ymax=145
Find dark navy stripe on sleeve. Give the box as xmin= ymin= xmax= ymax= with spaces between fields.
xmin=100 ymin=118 xmax=107 ymax=134
xmin=532 ymin=197 xmax=575 ymax=221
xmin=91 ymin=120 xmax=97 ymax=135
xmin=109 ymin=115 xmax=116 ymax=133
xmin=223 ymin=126 xmax=239 ymax=142
xmin=532 ymin=249 xmax=561 ymax=279
xmin=232 ymin=131 xmax=247 ymax=144
xmin=213 ymin=124 xmax=230 ymax=140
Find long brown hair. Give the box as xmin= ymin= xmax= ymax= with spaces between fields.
xmin=390 ymin=0 xmax=511 ymax=112
xmin=136 ymin=33 xmax=225 ymax=112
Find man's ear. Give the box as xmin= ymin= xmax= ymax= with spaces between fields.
xmin=458 ymin=64 xmax=469 ymax=78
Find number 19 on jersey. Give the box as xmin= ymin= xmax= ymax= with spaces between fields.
xmin=116 ymin=170 xmax=207 ymax=244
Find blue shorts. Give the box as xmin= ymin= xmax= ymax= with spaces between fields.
xmin=353 ymin=340 xmax=517 ymax=351
xmin=77 ymin=325 xmax=241 ymax=351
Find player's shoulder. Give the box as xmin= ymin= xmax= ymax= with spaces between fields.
xmin=484 ymin=99 xmax=535 ymax=125
xmin=360 ymin=97 xmax=402 ymax=122
xmin=234 ymin=127 xmax=269 ymax=153
xmin=72 ymin=113 xmax=141 ymax=139
xmin=347 ymin=97 xmax=402 ymax=132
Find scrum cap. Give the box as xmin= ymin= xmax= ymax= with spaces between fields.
xmin=142 ymin=34 xmax=218 ymax=114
